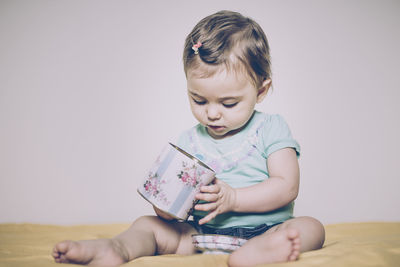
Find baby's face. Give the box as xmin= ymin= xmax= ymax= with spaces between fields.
xmin=187 ymin=70 xmax=266 ymax=139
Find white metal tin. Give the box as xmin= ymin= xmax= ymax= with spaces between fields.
xmin=192 ymin=234 xmax=248 ymax=254
xmin=137 ymin=143 xmax=215 ymax=220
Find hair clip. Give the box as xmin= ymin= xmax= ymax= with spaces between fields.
xmin=192 ymin=42 xmax=202 ymax=54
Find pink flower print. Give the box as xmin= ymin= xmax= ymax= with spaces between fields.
xmin=187 ymin=168 xmax=196 ymax=183
xmin=181 ymin=172 xmax=189 ymax=183
xmin=177 ymin=162 xmax=201 ymax=188
xmin=143 ymin=172 xmax=170 ymax=205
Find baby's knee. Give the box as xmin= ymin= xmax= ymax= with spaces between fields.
xmin=304 ymin=217 xmax=325 ymax=239
xmin=296 ymin=216 xmax=325 ymax=249
xmin=310 ymin=217 xmax=325 ymax=248
xmin=132 ymin=215 xmax=163 ymax=229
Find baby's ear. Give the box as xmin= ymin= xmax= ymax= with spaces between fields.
xmin=256 ymin=79 xmax=271 ymax=103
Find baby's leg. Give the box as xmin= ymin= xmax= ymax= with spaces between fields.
xmin=53 ymin=215 xmax=197 ymax=266
xmin=228 ymin=216 xmax=325 ymax=267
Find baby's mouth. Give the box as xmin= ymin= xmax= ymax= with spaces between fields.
xmin=208 ymin=125 xmax=226 ymax=131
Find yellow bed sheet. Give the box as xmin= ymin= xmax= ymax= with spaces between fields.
xmin=1 ymin=222 xmax=399 ymax=267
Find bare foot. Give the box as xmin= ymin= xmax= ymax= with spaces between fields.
xmin=52 ymin=239 xmax=126 ymax=266
xmin=228 ymin=228 xmax=301 ymax=267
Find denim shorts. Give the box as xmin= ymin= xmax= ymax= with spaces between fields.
xmin=188 ymin=221 xmax=283 ymax=240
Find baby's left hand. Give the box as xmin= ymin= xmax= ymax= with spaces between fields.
xmin=195 ymin=178 xmax=237 ymax=225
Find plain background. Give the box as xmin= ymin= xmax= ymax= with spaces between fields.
xmin=0 ymin=0 xmax=399 ymax=225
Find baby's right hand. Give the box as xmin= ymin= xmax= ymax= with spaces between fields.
xmin=194 ymin=178 xmax=237 ymax=225
xmin=153 ymin=206 xmax=175 ymax=221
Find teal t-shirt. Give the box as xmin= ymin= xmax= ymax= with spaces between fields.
xmin=177 ymin=111 xmax=300 ymax=228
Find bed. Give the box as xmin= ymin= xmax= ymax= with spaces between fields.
xmin=1 ymin=222 xmax=399 ymax=267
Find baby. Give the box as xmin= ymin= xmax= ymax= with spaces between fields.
xmin=53 ymin=10 xmax=325 ymax=267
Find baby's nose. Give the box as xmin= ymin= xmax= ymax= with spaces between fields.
xmin=207 ymin=105 xmax=221 ymax=120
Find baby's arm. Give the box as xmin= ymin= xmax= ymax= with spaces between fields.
xmin=234 ymin=147 xmax=299 ymax=212
xmin=195 ymin=147 xmax=299 ymax=224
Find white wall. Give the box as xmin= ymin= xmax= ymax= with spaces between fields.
xmin=0 ymin=0 xmax=399 ymax=225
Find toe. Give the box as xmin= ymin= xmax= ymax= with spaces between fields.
xmin=288 ymin=253 xmax=298 ymax=261
xmin=289 ymin=239 xmax=301 ymax=261
xmin=55 ymin=240 xmax=71 ymax=254
xmin=287 ymin=228 xmax=300 ymax=240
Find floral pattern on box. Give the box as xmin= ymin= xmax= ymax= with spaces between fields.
xmin=138 ymin=143 xmax=215 ymax=220
xmin=142 ymin=171 xmax=170 ymax=206
xmin=177 ymin=161 xmax=207 ymax=188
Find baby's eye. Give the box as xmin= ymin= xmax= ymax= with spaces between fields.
xmin=223 ymin=102 xmax=238 ymax=108
xmin=193 ymin=98 xmax=206 ymax=105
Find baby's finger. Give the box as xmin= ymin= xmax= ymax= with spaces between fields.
xmin=195 ymin=192 xmax=219 ymax=202
xmin=198 ymin=210 xmax=218 ymax=225
xmin=200 ymin=184 xmax=220 ymax=193
xmin=194 ymin=201 xmax=218 ymax=212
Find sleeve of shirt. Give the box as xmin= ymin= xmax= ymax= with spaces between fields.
xmin=261 ymin=114 xmax=301 ymax=159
